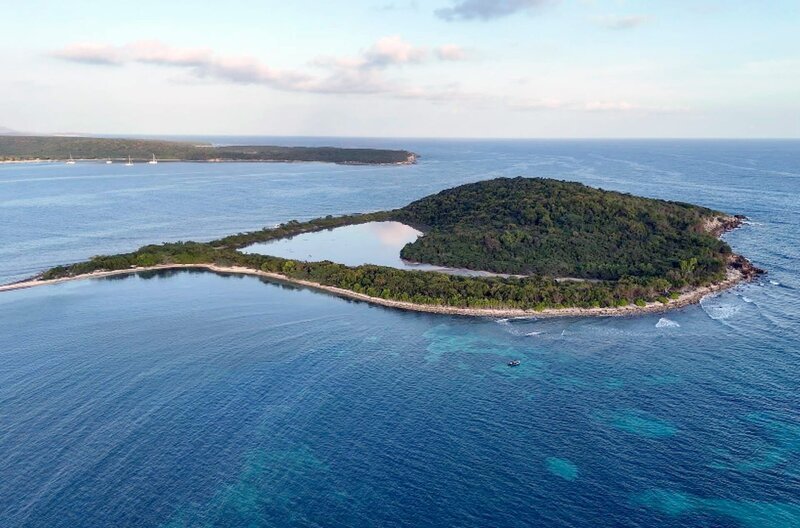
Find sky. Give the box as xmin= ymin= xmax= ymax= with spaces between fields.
xmin=1 ymin=0 xmax=798 ymax=138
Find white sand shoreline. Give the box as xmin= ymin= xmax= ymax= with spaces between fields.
xmin=0 ymin=262 xmax=751 ymax=318
xmin=0 ymin=156 xmax=416 ymax=166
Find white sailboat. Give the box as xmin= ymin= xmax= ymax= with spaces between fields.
xmin=125 ymin=155 xmax=133 ymax=166
xmin=65 ymin=154 xmax=76 ymax=165
xmin=105 ymin=158 xmax=112 ymax=164
xmin=148 ymin=154 xmax=158 ymax=165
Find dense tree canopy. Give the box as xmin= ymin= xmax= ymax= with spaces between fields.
xmin=396 ymin=177 xmax=730 ymax=282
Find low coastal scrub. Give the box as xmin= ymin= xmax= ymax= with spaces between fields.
xmin=41 ymin=241 xmax=684 ymax=310
xmin=37 ymin=177 xmax=755 ymax=311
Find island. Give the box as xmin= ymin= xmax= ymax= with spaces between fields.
xmin=0 ymin=177 xmax=763 ymax=317
xmin=0 ymin=135 xmax=416 ymax=165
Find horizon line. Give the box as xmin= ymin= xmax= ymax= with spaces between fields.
xmin=4 ymin=131 xmax=799 ymax=142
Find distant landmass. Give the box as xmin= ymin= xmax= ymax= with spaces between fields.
xmin=0 ymin=126 xmax=24 ymax=135
xmin=1 ymin=177 xmax=762 ymax=317
xmin=0 ymin=135 xmax=416 ymax=165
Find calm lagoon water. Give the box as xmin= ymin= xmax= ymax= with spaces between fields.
xmin=242 ymin=221 xmax=508 ymax=277
xmin=242 ymin=221 xmax=429 ymax=269
xmin=1 ymin=139 xmax=799 ymax=527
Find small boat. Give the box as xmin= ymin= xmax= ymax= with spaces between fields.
xmin=148 ymin=154 xmax=158 ymax=165
xmin=105 ymin=158 xmax=112 ymax=164
xmin=65 ymin=154 xmax=76 ymax=165
xmin=125 ymin=155 xmax=133 ymax=166
xmin=508 ymin=360 xmax=521 ymax=367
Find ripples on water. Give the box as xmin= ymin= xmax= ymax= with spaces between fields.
xmin=1 ymin=139 xmax=799 ymax=527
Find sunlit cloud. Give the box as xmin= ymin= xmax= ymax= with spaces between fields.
xmin=435 ymin=44 xmax=471 ymax=61
xmin=52 ymin=38 xmax=468 ymax=100
xmin=52 ymin=41 xmax=312 ymax=90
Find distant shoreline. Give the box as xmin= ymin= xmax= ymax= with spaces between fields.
xmin=0 ymin=156 xmax=417 ymax=166
xmin=0 ymin=135 xmax=417 ymax=166
xmin=0 ymin=259 xmax=755 ymax=319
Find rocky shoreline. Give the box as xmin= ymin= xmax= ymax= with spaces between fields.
xmin=0 ymin=256 xmax=762 ymax=319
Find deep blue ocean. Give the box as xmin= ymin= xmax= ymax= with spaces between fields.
xmin=1 ymin=139 xmax=798 ymax=527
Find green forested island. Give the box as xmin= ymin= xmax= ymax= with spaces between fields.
xmin=0 ymin=135 xmax=416 ymax=165
xmin=13 ymin=177 xmax=761 ymax=314
xmin=395 ymin=177 xmax=730 ymax=280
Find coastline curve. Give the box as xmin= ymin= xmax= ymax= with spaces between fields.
xmin=0 ymin=261 xmax=754 ymax=319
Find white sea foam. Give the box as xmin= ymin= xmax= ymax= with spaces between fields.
xmin=655 ymin=318 xmax=680 ymax=328
xmin=742 ymin=296 xmax=754 ymax=303
xmin=700 ymin=298 xmax=742 ymax=320
xmin=525 ymin=331 xmax=543 ymax=337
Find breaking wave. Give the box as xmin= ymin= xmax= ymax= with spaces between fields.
xmin=700 ymin=297 xmax=742 ymax=321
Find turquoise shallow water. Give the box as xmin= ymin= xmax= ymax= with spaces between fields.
xmin=1 ymin=139 xmax=799 ymax=527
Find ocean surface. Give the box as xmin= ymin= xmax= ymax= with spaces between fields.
xmin=1 ymin=139 xmax=798 ymax=527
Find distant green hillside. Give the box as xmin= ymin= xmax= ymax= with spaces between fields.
xmin=396 ymin=177 xmax=731 ymax=281
xmin=0 ymin=136 xmax=415 ymax=165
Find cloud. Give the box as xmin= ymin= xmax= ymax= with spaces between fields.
xmin=373 ymin=1 xmax=418 ymax=11
xmin=51 ymin=42 xmax=127 ymax=65
xmin=510 ymin=98 xmax=688 ymax=113
xmin=435 ymin=0 xmax=555 ymax=21
xmin=363 ymin=36 xmax=427 ymax=67
xmin=593 ymin=15 xmax=651 ymax=30
xmin=435 ymin=44 xmax=470 ymax=61
xmin=51 ymin=38 xmax=469 ymax=100
xmin=54 ymin=41 xmax=315 ymax=91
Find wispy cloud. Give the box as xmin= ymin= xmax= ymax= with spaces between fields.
xmin=510 ymin=98 xmax=688 ymax=113
xmin=592 ymin=15 xmax=651 ymax=30
xmin=51 ymin=38 xmax=470 ymax=100
xmin=435 ymin=0 xmax=555 ymax=21
xmin=54 ymin=41 xmax=314 ymax=91
xmin=51 ymin=42 xmax=129 ymax=65
xmin=373 ymin=1 xmax=418 ymax=11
